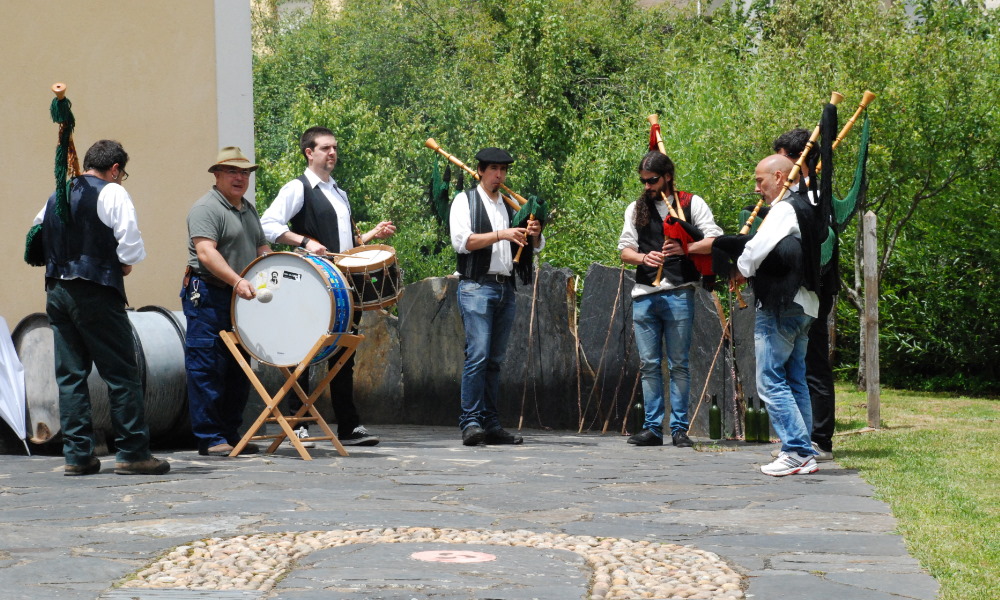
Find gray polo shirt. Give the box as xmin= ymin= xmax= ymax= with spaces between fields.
xmin=186 ymin=187 xmax=267 ymax=276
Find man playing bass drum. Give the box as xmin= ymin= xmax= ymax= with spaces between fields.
xmin=260 ymin=127 xmax=395 ymax=447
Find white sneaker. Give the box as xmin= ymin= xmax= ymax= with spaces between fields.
xmin=761 ymin=451 xmax=818 ymax=477
xmin=811 ymin=442 xmax=834 ymax=462
xmin=771 ymin=442 xmax=833 ymax=462
xmin=284 ymin=427 xmax=315 ymax=448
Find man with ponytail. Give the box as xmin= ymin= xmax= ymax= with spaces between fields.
xmin=618 ymin=151 xmax=722 ymax=448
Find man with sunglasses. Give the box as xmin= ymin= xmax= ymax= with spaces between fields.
xmin=183 ymin=147 xmax=270 ymax=457
xmin=618 ymin=151 xmax=722 ymax=448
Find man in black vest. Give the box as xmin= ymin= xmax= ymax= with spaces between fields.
xmin=260 ymin=127 xmax=395 ymax=446
xmin=449 ymin=148 xmax=543 ymax=446
xmin=618 ymin=151 xmax=722 ymax=448
xmin=35 ymin=139 xmax=169 ymax=476
xmin=773 ymin=129 xmax=836 ymax=463
xmin=736 ymin=154 xmax=821 ymax=477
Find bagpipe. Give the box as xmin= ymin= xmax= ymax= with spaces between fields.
xmin=645 ymin=114 xmax=713 ymax=287
xmin=25 ymin=83 xmax=82 ymax=266
xmin=712 ymin=90 xmax=875 ymax=300
xmin=424 ymin=138 xmax=547 ymax=270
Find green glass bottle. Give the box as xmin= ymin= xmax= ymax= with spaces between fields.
xmin=709 ymin=394 xmax=722 ymax=440
xmin=633 ymin=402 xmax=644 ymax=431
xmin=757 ymin=398 xmax=770 ymax=443
xmin=744 ymin=396 xmax=757 ymax=442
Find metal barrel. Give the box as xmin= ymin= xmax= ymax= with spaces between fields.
xmin=11 ymin=306 xmax=189 ymax=448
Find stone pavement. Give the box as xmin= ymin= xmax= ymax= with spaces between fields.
xmin=0 ymin=426 xmax=938 ymax=600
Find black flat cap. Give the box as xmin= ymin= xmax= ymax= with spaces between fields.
xmin=474 ymin=147 xmax=515 ymax=164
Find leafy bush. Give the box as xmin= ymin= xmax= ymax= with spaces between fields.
xmin=252 ymin=0 xmax=1000 ymax=394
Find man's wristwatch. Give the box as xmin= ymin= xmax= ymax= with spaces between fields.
xmin=299 ymin=236 xmax=311 ymax=249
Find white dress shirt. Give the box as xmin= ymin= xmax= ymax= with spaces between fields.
xmin=450 ymin=184 xmax=511 ymax=275
xmin=260 ymin=169 xmax=354 ymax=251
xmin=618 ymin=193 xmax=722 ymax=298
xmin=34 ymin=181 xmax=146 ymax=265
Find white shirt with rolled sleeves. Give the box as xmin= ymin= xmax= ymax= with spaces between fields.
xmin=33 ymin=181 xmax=146 ymax=265
xmin=618 ymin=193 xmax=722 ymax=298
xmin=736 ymin=192 xmax=820 ymax=317
xmin=260 ymin=169 xmax=354 ymax=251
xmin=449 ymin=184 xmax=545 ymax=276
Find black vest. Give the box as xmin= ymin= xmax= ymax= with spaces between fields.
xmin=751 ymin=193 xmax=821 ymax=313
xmin=634 ymin=191 xmax=700 ymax=287
xmin=43 ymin=175 xmax=127 ymax=301
xmin=288 ymin=175 xmax=355 ymax=252
xmin=455 ymin=187 xmax=517 ymax=281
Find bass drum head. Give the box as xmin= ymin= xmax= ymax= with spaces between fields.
xmin=232 ymin=252 xmax=353 ymax=367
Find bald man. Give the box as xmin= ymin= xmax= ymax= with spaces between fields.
xmin=737 ymin=155 xmax=822 ymax=477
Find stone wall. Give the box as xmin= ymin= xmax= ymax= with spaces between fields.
xmin=248 ymin=263 xmax=759 ymax=439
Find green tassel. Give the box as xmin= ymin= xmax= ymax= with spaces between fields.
xmin=24 ymin=223 xmax=45 ymax=266
xmin=50 ymin=97 xmax=75 ymax=224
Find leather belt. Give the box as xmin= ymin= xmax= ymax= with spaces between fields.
xmin=478 ymin=273 xmax=510 ymax=284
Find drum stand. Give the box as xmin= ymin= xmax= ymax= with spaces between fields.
xmin=219 ymin=330 xmax=364 ymax=460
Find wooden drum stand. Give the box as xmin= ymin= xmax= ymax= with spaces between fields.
xmin=219 ymin=330 xmax=363 ymax=460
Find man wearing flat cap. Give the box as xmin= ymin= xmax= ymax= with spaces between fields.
xmin=182 ymin=146 xmax=270 ymax=457
xmin=449 ymin=147 xmax=543 ymax=446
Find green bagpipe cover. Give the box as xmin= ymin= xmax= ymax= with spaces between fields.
xmin=24 ymin=223 xmax=44 ymax=266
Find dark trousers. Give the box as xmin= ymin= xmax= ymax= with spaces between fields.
xmin=182 ymin=277 xmax=251 ymax=451
xmin=46 ymin=279 xmax=152 ymax=465
xmin=289 ymin=310 xmax=361 ymax=438
xmin=806 ymin=292 xmax=836 ymax=451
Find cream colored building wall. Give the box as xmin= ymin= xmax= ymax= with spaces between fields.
xmin=1 ymin=0 xmax=254 ymax=329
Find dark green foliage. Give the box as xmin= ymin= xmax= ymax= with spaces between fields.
xmin=253 ymin=0 xmax=1000 ymax=394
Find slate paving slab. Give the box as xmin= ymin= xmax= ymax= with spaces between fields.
xmin=0 ymin=425 xmax=938 ymax=600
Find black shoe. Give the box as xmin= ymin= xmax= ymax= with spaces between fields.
xmin=672 ymin=431 xmax=694 ymax=448
xmin=627 ymin=429 xmax=663 ymax=446
xmin=484 ymin=428 xmax=523 ymax=445
xmin=462 ymin=425 xmax=486 ymax=446
xmin=339 ymin=426 xmax=380 ymax=446
xmin=64 ymin=456 xmax=101 ymax=476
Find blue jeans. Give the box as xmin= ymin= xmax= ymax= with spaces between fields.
xmin=632 ymin=288 xmax=694 ymax=438
xmin=754 ymin=305 xmax=817 ymax=457
xmin=457 ymin=279 xmax=517 ymax=432
xmin=182 ymin=277 xmax=251 ymax=451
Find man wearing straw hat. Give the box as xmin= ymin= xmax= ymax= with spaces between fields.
xmin=260 ymin=126 xmax=395 ymax=447
xmin=36 ymin=140 xmax=170 ymax=476
xmin=183 ymin=146 xmax=269 ymax=457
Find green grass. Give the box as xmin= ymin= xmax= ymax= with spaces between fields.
xmin=833 ymin=384 xmax=999 ymax=600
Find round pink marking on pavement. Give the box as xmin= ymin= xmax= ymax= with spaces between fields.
xmin=410 ymin=550 xmax=497 ymax=563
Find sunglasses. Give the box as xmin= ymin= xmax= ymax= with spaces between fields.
xmin=639 ymin=175 xmax=661 ymax=185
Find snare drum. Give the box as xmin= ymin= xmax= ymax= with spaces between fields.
xmin=334 ymin=244 xmax=403 ymax=310
xmin=231 ymin=252 xmax=353 ymax=367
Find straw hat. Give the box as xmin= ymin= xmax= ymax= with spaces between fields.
xmin=208 ymin=146 xmax=258 ymax=173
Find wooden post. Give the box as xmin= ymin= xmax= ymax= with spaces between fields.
xmin=863 ymin=211 xmax=880 ymax=429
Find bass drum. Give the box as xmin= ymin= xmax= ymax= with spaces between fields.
xmin=231 ymin=252 xmax=353 ymax=367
